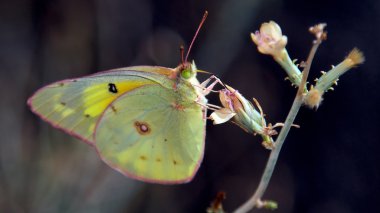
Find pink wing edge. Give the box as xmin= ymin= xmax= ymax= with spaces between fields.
xmin=92 ymin=86 xmax=208 ymax=184
xmin=26 ymin=65 xmax=176 ymax=146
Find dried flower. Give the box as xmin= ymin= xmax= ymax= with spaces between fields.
xmin=207 ymin=192 xmax=226 ymax=213
xmin=309 ymin=23 xmax=327 ymax=41
xmin=304 ymin=86 xmax=323 ymax=109
xmin=345 ymin=48 xmax=365 ymax=67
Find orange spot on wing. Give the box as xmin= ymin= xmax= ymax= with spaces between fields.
xmin=172 ymin=102 xmax=185 ymax=111
xmin=134 ymin=121 xmax=151 ymax=135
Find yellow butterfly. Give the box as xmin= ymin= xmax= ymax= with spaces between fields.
xmin=27 ymin=12 xmax=213 ymax=184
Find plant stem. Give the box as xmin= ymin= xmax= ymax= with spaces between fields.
xmin=234 ymin=38 xmax=322 ymax=213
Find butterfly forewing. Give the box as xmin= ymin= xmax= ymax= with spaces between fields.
xmin=27 ymin=69 xmax=167 ymax=144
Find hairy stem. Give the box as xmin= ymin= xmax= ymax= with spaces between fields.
xmin=234 ymin=39 xmax=322 ymax=213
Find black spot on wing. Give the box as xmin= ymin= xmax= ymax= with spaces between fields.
xmin=108 ymin=83 xmax=118 ymax=93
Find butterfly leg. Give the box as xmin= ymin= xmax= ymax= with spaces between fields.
xmin=200 ymin=75 xmax=225 ymax=96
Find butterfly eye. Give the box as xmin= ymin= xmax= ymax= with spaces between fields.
xmin=181 ymin=69 xmax=192 ymax=79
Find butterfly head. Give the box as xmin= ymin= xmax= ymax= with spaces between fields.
xmin=178 ymin=61 xmax=198 ymax=81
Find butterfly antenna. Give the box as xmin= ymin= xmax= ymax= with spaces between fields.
xmin=180 ymin=45 xmax=185 ymax=67
xmin=185 ymin=11 xmax=208 ymax=63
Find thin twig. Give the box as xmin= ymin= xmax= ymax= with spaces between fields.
xmin=234 ymin=35 xmax=323 ymax=213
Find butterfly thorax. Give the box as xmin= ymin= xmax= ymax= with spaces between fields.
xmin=173 ymin=61 xmax=207 ymax=106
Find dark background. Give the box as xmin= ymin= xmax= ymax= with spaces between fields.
xmin=1 ymin=0 xmax=379 ymax=212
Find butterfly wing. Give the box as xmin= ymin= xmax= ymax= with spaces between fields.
xmin=94 ymin=84 xmax=206 ymax=184
xmin=27 ymin=66 xmax=176 ymax=144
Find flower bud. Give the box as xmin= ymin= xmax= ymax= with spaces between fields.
xmin=251 ymin=21 xmax=288 ymax=58
xmin=251 ymin=21 xmax=302 ymax=87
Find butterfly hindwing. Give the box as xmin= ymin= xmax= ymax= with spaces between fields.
xmin=95 ymin=84 xmax=206 ymax=184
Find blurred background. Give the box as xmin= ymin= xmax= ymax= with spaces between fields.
xmin=1 ymin=0 xmax=379 ymax=212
